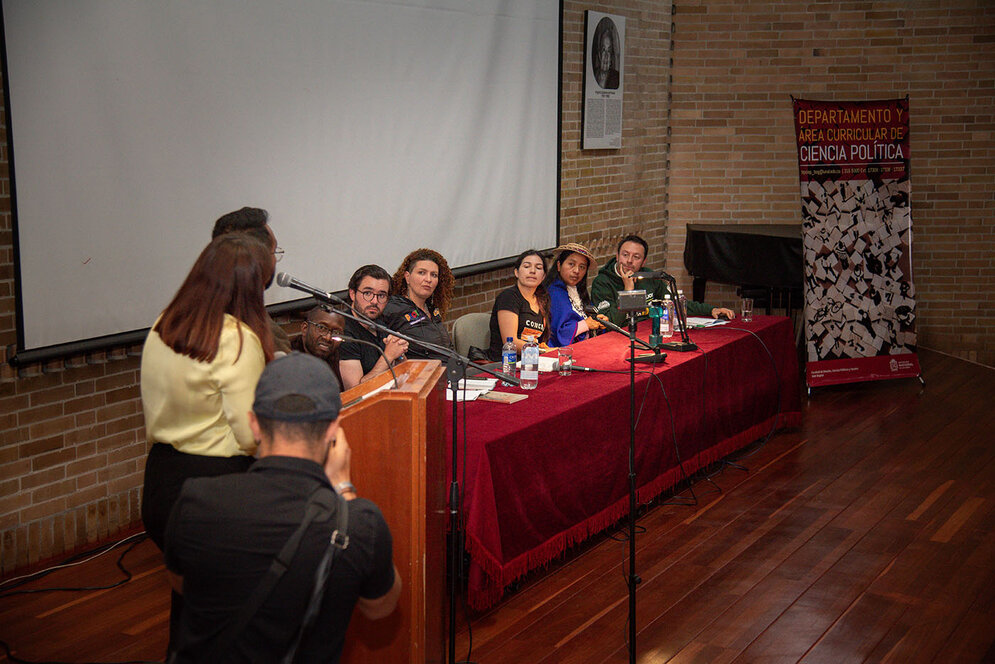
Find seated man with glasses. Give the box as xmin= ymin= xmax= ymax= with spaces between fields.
xmin=339 ymin=265 xmax=409 ymax=390
xmin=291 ymin=305 xmax=345 ymax=389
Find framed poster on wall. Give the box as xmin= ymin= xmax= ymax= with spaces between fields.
xmin=583 ymin=10 xmax=624 ymax=149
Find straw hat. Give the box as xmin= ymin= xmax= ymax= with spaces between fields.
xmin=552 ymin=242 xmax=597 ymax=273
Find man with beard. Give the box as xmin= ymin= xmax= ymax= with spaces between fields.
xmin=291 ymin=306 xmax=345 ymax=389
xmin=211 ymin=206 xmax=293 ymax=354
xmin=591 ymin=234 xmax=734 ymax=327
xmin=338 ymin=265 xmax=409 ymax=390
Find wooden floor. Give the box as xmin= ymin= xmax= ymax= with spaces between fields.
xmin=2 ymin=348 xmax=994 ymax=663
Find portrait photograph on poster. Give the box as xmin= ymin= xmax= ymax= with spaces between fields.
xmin=583 ymin=10 xmax=625 ymax=149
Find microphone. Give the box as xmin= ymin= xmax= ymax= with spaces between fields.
xmin=276 ymin=272 xmax=329 ymax=299
xmin=632 ymin=270 xmax=675 ymax=282
xmin=583 ymin=301 xmax=611 ymax=316
xmin=276 ymin=272 xmax=351 ymax=309
xmin=329 ymin=334 xmax=363 ymax=345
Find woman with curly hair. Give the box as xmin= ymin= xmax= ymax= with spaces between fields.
xmin=382 ymin=248 xmax=455 ymax=361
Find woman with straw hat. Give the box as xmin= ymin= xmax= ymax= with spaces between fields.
xmin=542 ymin=242 xmax=604 ymax=346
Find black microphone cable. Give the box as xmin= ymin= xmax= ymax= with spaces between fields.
xmin=717 ymin=326 xmax=782 ymax=467
xmin=331 ymin=335 xmax=400 ymax=393
xmin=642 ymin=368 xmax=699 ymax=508
xmin=0 ymin=533 xmax=160 ymax=664
xmin=577 ymin=364 xmax=699 ymax=516
xmin=0 ymin=532 xmax=147 ymax=598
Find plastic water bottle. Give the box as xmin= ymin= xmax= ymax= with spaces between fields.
xmin=501 ymin=337 xmax=516 ymax=386
xmin=648 ymin=302 xmax=663 ymax=347
xmin=661 ymin=295 xmax=674 ymax=338
xmin=520 ymin=337 xmax=539 ymax=390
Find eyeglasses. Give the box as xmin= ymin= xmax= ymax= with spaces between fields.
xmin=307 ymin=321 xmax=338 ymax=337
xmin=358 ymin=289 xmax=389 ymax=303
xmin=273 ymin=247 xmax=285 ymax=263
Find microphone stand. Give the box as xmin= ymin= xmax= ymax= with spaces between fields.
xmin=278 ymin=273 xmax=517 ymax=664
xmin=594 ymin=292 xmax=655 ymax=663
xmin=590 ymin=308 xmax=667 ymax=365
xmin=659 ymin=275 xmax=697 ymax=352
xmin=624 ymin=307 xmax=641 ymax=664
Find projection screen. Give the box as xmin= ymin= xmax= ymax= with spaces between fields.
xmin=3 ymin=0 xmax=561 ymax=356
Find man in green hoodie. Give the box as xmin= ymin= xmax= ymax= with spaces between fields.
xmin=591 ymin=234 xmax=735 ymax=327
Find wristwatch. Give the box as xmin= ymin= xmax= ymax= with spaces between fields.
xmin=334 ymin=481 xmax=356 ymax=496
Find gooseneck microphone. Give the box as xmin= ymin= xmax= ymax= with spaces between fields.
xmin=631 ymin=270 xmax=675 ymax=281
xmin=276 ymin=272 xmax=331 ymax=301
xmin=276 ymin=272 xmax=353 ymax=309
xmin=583 ymin=301 xmax=611 ymax=316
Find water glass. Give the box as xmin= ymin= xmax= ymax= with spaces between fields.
xmin=557 ymin=347 xmax=573 ymax=376
xmin=741 ymin=297 xmax=754 ymax=322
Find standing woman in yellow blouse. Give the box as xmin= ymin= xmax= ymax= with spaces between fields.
xmin=141 ymin=232 xmax=275 ymax=545
xmin=139 ymin=233 xmax=275 ymax=650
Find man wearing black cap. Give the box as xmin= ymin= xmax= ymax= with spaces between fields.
xmin=163 ymin=353 xmax=401 ymax=663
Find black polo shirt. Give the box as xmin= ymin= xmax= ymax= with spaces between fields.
xmin=381 ymin=295 xmax=453 ymax=361
xmin=337 ymin=316 xmax=385 ymax=375
xmin=164 ymin=456 xmax=394 ymax=664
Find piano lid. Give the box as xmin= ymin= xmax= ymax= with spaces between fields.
xmin=684 ymin=224 xmax=802 ymax=290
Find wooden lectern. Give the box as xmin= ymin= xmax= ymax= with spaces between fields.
xmin=338 ymin=360 xmax=447 ymax=664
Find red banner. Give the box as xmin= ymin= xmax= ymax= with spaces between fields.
xmin=794 ymin=98 xmax=920 ymax=388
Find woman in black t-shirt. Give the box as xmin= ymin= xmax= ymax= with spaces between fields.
xmin=487 ymin=249 xmax=551 ymax=361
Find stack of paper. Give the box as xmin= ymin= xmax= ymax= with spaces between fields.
xmin=686 ymin=317 xmax=729 ymax=328
xmin=447 ymin=377 xmax=499 ymax=401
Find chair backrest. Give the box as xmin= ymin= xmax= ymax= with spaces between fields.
xmin=452 ymin=312 xmax=491 ymax=357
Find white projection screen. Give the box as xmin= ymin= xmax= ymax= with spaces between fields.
xmin=3 ymin=0 xmax=561 ymax=356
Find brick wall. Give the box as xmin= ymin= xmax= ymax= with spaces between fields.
xmin=668 ymin=0 xmax=995 ymax=365
xmin=0 ymin=0 xmax=674 ymax=572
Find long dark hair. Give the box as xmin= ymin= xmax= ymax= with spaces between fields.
xmin=154 ymin=234 xmax=275 ymax=363
xmin=515 ymin=249 xmax=551 ymax=341
xmin=543 ymin=249 xmax=592 ymax=306
xmin=390 ymin=248 xmax=454 ymax=316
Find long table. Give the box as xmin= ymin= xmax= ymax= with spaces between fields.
xmin=453 ymin=316 xmax=801 ymax=610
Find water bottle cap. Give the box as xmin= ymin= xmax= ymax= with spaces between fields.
xmin=506 ymin=337 xmax=513 ymax=342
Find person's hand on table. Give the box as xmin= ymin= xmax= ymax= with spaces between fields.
xmin=585 ymin=316 xmax=605 ymax=330
xmin=711 ymin=307 xmax=735 ymax=320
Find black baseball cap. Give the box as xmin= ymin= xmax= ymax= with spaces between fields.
xmin=253 ymin=352 xmax=342 ymax=422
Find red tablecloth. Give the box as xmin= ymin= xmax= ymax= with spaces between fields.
xmin=453 ymin=316 xmax=801 ymax=610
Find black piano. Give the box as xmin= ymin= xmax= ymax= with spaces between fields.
xmin=683 ymin=224 xmax=803 ymax=314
